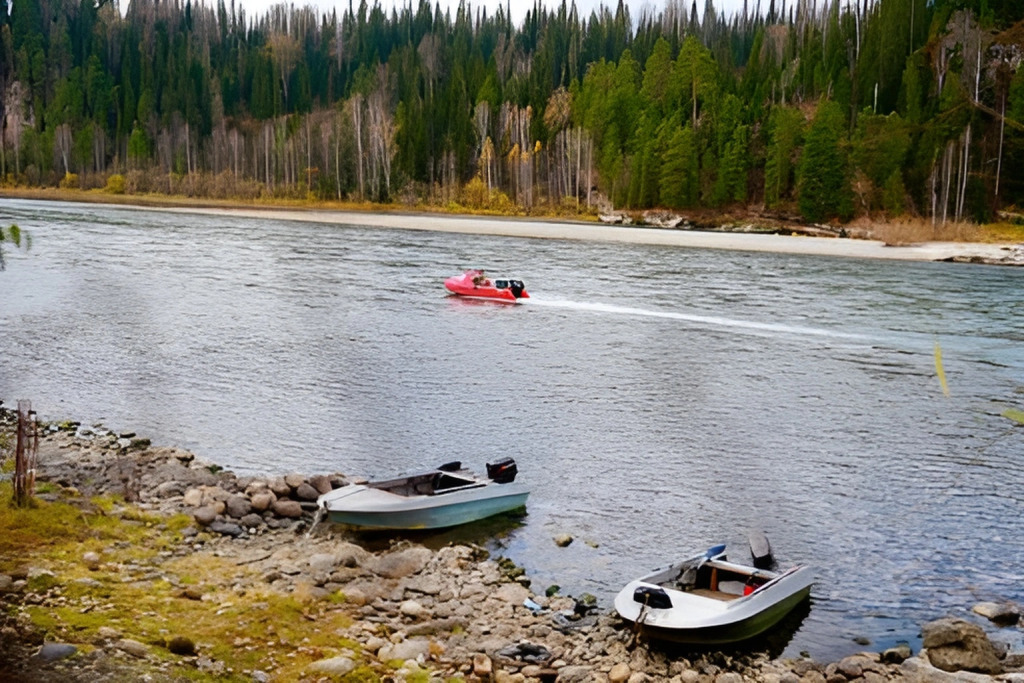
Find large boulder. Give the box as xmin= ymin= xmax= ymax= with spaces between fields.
xmin=368 ymin=546 xmax=433 ymax=579
xmin=921 ymin=618 xmax=1002 ymax=674
xmin=271 ymin=499 xmax=303 ymax=519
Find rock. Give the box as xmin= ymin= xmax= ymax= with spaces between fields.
xmin=369 ymin=546 xmax=433 ymax=579
xmin=972 ymin=601 xmax=1021 ymax=626
xmin=82 ymin=551 xmax=101 ymax=570
xmin=35 ymin=642 xmax=78 ymax=662
xmin=921 ymin=618 xmax=1002 ymax=674
xmin=399 ymin=600 xmax=427 ymax=618
xmin=378 ymin=638 xmax=431 ymax=662
xmin=250 ymin=491 xmax=276 ymax=512
xmin=609 ymin=662 xmax=631 ymax=683
xmin=239 ymin=513 xmax=264 ymax=529
xmin=183 ymin=488 xmax=204 ymax=507
xmin=294 ymin=482 xmax=320 ymax=501
xmin=193 ymin=505 xmax=218 ymax=526
xmin=166 ymin=635 xmax=196 ymax=656
xmin=0 ymin=575 xmax=12 ymax=591
xmin=154 ymin=480 xmax=185 ymax=498
xmin=553 ymin=534 xmax=573 ymax=547
xmin=271 ymin=499 xmax=303 ymax=518
xmin=284 ymin=473 xmax=306 ymax=490
xmin=881 ymin=643 xmax=913 ymax=664
xmin=308 ymin=656 xmax=355 ymax=675
xmin=224 ymin=495 xmax=252 ymax=518
xmin=114 ymin=638 xmax=150 ymax=657
xmin=268 ymin=476 xmax=291 ymax=497
xmin=209 ymin=521 xmax=244 ymax=537
xmin=555 ymin=665 xmax=593 ymax=682
xmin=252 ymin=672 xmax=270 ymax=683
xmin=96 ymin=626 xmax=121 ymax=641
xmin=308 ymin=553 xmax=337 ymax=573
xmin=308 ymin=474 xmax=333 ymax=494
xmin=474 ymin=653 xmax=493 ymax=677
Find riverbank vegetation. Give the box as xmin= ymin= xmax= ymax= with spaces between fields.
xmin=0 ymin=0 xmax=1023 ymax=232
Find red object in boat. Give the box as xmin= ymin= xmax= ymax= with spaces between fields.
xmin=444 ymin=270 xmax=529 ymax=302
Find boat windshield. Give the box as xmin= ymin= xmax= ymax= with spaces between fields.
xmin=494 ymin=279 xmax=509 ymax=288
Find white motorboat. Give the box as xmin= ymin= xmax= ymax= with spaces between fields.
xmin=614 ymin=544 xmax=813 ymax=645
xmin=316 ymin=458 xmax=529 ymax=530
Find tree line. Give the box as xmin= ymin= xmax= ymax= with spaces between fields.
xmin=1 ymin=0 xmax=1022 ymax=224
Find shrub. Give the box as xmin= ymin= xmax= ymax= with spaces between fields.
xmin=59 ymin=172 xmax=80 ymax=189
xmin=105 ymin=174 xmax=126 ymax=194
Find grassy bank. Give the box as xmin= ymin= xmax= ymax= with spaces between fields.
xmin=0 ymin=482 xmax=389 ymax=682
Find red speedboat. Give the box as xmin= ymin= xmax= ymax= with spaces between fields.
xmin=444 ymin=270 xmax=529 ymax=302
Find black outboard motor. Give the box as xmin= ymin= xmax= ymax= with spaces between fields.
xmin=486 ymin=457 xmax=518 ymax=483
xmin=633 ymin=585 xmax=672 ymax=609
xmin=509 ymin=281 xmax=524 ymax=298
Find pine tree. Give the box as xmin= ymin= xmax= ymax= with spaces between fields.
xmin=797 ymin=100 xmax=851 ymax=222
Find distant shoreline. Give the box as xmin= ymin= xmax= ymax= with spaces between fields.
xmin=134 ymin=203 xmax=1024 ymax=265
xmin=4 ymin=192 xmax=1022 ymax=265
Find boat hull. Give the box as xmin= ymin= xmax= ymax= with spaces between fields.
xmin=614 ymin=551 xmax=813 ymax=646
xmin=444 ymin=271 xmax=528 ymax=302
xmin=320 ymin=483 xmax=529 ymax=530
xmin=621 ymin=583 xmax=811 ymax=645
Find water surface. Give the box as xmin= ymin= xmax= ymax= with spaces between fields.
xmin=2 ymin=198 xmax=1022 ymax=660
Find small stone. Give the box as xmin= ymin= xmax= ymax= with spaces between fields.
xmin=249 ymin=491 xmax=276 ymax=512
xmin=114 ymin=638 xmax=150 ymax=657
xmin=193 ymin=505 xmax=218 ymax=526
xmin=35 ymin=643 xmax=78 ymax=662
xmin=473 ymin=653 xmax=493 ymax=676
xmin=553 ymin=533 xmax=573 ymax=547
xmin=209 ymin=521 xmax=244 ymax=537
xmin=82 ymin=551 xmax=101 ymax=570
xmin=225 ymin=495 xmax=252 ymax=518
xmin=609 ymin=662 xmax=631 ymax=683
xmin=399 ymin=600 xmax=427 ymax=618
xmin=972 ymin=601 xmax=1021 ymax=626
xmin=239 ymin=513 xmax=264 ymax=529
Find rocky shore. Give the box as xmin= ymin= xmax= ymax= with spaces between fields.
xmin=2 ymin=412 xmax=1023 ymax=682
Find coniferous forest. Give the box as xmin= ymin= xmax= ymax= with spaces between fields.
xmin=1 ymin=0 xmax=1022 ymax=225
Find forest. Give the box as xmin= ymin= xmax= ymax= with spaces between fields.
xmin=0 ymin=0 xmax=1022 ymax=225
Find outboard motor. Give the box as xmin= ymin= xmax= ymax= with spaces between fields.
xmin=486 ymin=457 xmax=518 ymax=483
xmin=509 ymin=281 xmax=524 ymax=298
xmin=633 ymin=585 xmax=672 ymax=610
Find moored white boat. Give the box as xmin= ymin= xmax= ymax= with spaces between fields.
xmin=316 ymin=458 xmax=529 ymax=530
xmin=614 ymin=544 xmax=813 ymax=645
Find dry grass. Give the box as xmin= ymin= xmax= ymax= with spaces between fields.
xmin=849 ymin=216 xmax=984 ymax=245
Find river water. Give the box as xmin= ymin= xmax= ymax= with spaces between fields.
xmin=2 ymin=198 xmax=1022 ymax=660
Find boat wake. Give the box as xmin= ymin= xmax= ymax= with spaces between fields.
xmin=524 ymin=297 xmax=864 ymax=340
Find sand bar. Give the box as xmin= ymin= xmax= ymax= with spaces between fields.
xmin=82 ymin=201 xmax=1024 ymax=264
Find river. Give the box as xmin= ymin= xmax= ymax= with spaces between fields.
xmin=1 ymin=197 xmax=1022 ymax=660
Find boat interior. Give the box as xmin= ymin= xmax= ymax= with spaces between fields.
xmin=675 ymin=559 xmax=775 ymax=602
xmin=368 ymin=471 xmax=483 ymax=497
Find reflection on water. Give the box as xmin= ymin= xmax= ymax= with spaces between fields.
xmin=334 ymin=509 xmax=529 ymax=553
xmin=1 ymin=198 xmax=1023 ymax=662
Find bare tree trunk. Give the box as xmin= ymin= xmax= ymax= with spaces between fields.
xmin=996 ymin=94 xmax=1005 ymax=197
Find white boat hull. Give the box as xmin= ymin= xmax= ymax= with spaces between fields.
xmin=317 ymin=464 xmax=529 ymax=530
xmin=614 ymin=548 xmax=813 ymax=645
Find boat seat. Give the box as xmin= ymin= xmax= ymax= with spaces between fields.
xmin=718 ymin=580 xmax=746 ymax=596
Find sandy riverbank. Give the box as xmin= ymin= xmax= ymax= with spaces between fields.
xmin=4 ymin=191 xmax=1023 ymax=264
xmin=118 ymin=203 xmax=1024 ymax=265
